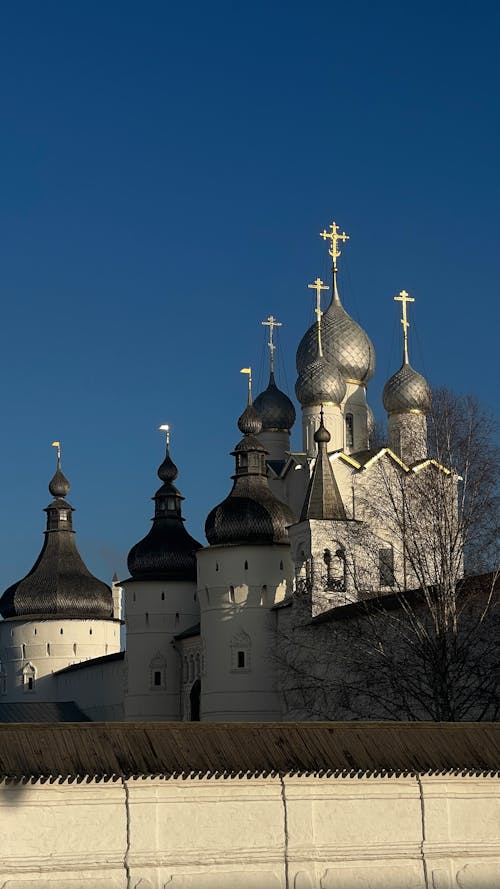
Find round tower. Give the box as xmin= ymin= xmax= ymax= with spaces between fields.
xmin=123 ymin=427 xmax=201 ymax=721
xmin=198 ymin=373 xmax=295 ymax=721
xmin=0 ymin=446 xmax=120 ymax=702
xmin=254 ymin=315 xmax=296 ymax=464
xmin=296 ymin=224 xmax=376 ymax=454
xmin=382 ymin=290 xmax=431 ymax=464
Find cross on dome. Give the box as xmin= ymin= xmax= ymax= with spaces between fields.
xmin=262 ymin=315 xmax=282 ymax=374
xmin=308 ymin=277 xmax=329 ymax=357
xmin=394 ymin=289 xmax=415 ymax=364
xmin=320 ymin=221 xmax=350 ymax=271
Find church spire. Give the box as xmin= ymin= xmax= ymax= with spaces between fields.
xmin=300 ymin=407 xmax=346 ymax=521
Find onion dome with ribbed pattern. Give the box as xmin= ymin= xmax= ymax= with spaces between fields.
xmin=0 ymin=457 xmax=113 ymax=620
xmin=254 ymin=370 xmax=296 ymax=432
xmin=205 ymin=397 xmax=296 ymax=546
xmin=382 ymin=360 xmax=431 ymax=415
xmin=295 ymin=319 xmax=346 ymax=408
xmin=127 ymin=440 xmax=201 ymax=581
xmin=296 ymin=277 xmax=375 ymax=385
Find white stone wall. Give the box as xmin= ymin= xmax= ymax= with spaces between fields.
xmin=54 ymin=655 xmax=125 ymax=721
xmin=197 ymin=543 xmax=293 ymax=721
xmin=0 ymin=618 xmax=121 ymax=703
xmin=123 ymin=579 xmax=199 ymax=721
xmin=0 ymin=773 xmax=499 ymax=888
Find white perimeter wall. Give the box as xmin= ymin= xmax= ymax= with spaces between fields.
xmin=1 ymin=773 xmax=499 ymax=889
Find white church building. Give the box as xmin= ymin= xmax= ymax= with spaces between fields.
xmin=0 ymin=221 xmax=456 ymax=724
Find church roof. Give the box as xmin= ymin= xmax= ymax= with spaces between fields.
xmin=300 ymin=412 xmax=346 ymax=522
xmin=0 ymin=722 xmax=498 ymax=780
xmin=0 ymin=458 xmax=113 ymax=620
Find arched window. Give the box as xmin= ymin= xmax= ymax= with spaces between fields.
xmin=324 ymin=547 xmax=346 ymax=592
xmin=345 ymin=413 xmax=354 ymax=448
xmin=149 ymin=652 xmax=167 ymax=691
xmin=22 ymin=662 xmax=36 ymax=693
xmin=230 ymin=629 xmax=251 ymax=672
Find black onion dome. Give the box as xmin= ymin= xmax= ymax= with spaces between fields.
xmin=205 ymin=405 xmax=295 ymax=547
xmin=253 ymin=371 xmax=296 ymax=431
xmin=296 ymin=286 xmax=376 ymax=384
xmin=382 ymin=361 xmax=431 ymax=415
xmin=127 ymin=443 xmax=201 ymax=582
xmin=238 ymin=402 xmax=263 ymax=436
xmin=0 ymin=465 xmax=112 ymax=620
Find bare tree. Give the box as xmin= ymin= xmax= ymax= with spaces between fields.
xmin=277 ymin=390 xmax=500 ymax=722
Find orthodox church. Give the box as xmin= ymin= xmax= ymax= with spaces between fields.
xmin=0 ymin=221 xmax=452 ymax=723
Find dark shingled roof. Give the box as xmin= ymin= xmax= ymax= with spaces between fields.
xmin=300 ymin=415 xmax=346 ymax=522
xmin=0 ymin=722 xmax=499 ymax=781
xmin=54 ymin=650 xmax=125 ymax=675
xmin=174 ymin=622 xmax=201 ymax=641
xmin=0 ymin=701 xmax=90 ymax=724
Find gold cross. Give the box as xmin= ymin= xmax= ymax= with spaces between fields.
xmin=262 ymin=315 xmax=282 ymax=373
xmin=320 ymin=221 xmax=350 ymax=271
xmin=394 ymin=289 xmax=415 ymax=364
xmin=308 ymin=277 xmax=329 ymax=322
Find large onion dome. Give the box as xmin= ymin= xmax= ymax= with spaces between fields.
xmin=127 ymin=439 xmax=201 ymax=581
xmin=382 ymin=361 xmax=431 ymax=415
xmin=254 ymin=370 xmax=296 ymax=431
xmin=296 ymin=280 xmax=375 ymax=385
xmin=0 ymin=457 xmax=113 ymax=620
xmin=205 ymin=396 xmax=295 ymax=546
xmin=295 ymin=319 xmax=346 ymax=408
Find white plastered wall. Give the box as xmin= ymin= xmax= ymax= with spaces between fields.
xmin=197 ymin=543 xmax=293 ymax=721
xmin=123 ymin=579 xmax=199 ymax=721
xmin=1 ymin=773 xmax=499 ymax=888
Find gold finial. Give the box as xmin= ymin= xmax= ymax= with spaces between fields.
xmin=51 ymin=441 xmax=61 ymax=464
xmin=320 ymin=221 xmax=350 ymax=273
xmin=262 ymin=314 xmax=282 ymax=374
xmin=240 ymin=367 xmax=252 ymax=403
xmin=308 ymin=277 xmax=329 ymax=357
xmin=394 ymin=289 xmax=415 ymax=364
xmin=159 ymin=424 xmax=170 ymax=448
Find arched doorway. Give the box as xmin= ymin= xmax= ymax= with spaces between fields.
xmin=189 ymin=679 xmax=201 ymax=721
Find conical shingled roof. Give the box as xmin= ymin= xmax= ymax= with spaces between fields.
xmin=0 ymin=460 xmax=113 ymax=620
xmin=127 ymin=440 xmax=201 ymax=581
xmin=300 ymin=414 xmax=346 ymax=521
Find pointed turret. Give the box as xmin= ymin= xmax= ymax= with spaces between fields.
xmin=127 ymin=428 xmax=201 ymax=581
xmin=0 ymin=445 xmax=112 ymax=619
xmin=300 ymin=409 xmax=346 ymax=521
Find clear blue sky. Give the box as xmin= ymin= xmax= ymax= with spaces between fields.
xmin=0 ymin=1 xmax=498 ymax=586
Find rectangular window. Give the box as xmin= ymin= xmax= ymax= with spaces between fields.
xmin=345 ymin=414 xmax=354 ymax=448
xmin=379 ymin=548 xmax=395 ymax=587
xmin=27 ymin=677 xmax=34 ymax=690
xmin=153 ymin=670 xmax=162 ymax=687
xmin=237 ymin=651 xmax=245 ymax=669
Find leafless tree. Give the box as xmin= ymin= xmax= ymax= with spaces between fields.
xmin=277 ymin=390 xmax=500 ymax=722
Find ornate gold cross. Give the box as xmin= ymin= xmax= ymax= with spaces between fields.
xmin=394 ymin=289 xmax=415 ymax=364
xmin=320 ymin=221 xmax=350 ymax=271
xmin=308 ymin=277 xmax=329 ymax=322
xmin=262 ymin=315 xmax=282 ymax=373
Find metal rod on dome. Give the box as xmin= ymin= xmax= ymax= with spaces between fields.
xmin=51 ymin=440 xmax=61 ymax=465
xmin=261 ymin=315 xmax=282 ymax=376
xmin=394 ymin=289 xmax=415 ymax=365
xmin=308 ymin=277 xmax=328 ymax=358
xmin=159 ymin=424 xmax=170 ymax=448
xmin=240 ymin=367 xmax=252 ymax=404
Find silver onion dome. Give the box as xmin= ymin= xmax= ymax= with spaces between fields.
xmin=382 ymin=362 xmax=431 ymax=414
xmin=295 ymin=350 xmax=346 ymax=408
xmin=253 ymin=371 xmax=296 ymax=431
xmin=296 ymin=289 xmax=376 ymax=385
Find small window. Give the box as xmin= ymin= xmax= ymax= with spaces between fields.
xmin=27 ymin=677 xmax=34 ymax=690
xmin=60 ymin=628 xmax=63 ymax=635
xmin=60 ymin=509 xmax=68 ymax=521
xmin=379 ymin=547 xmax=395 ymax=587
xmin=229 ymin=585 xmax=235 ymax=604
xmin=237 ymin=651 xmax=245 ymax=669
xmin=145 ymin=612 xmax=149 ymax=625
xmin=175 ymin=612 xmax=179 ymax=627
xmin=345 ymin=413 xmax=354 ymax=448
xmin=33 ymin=628 xmax=37 ymax=635
xmin=280 ymin=560 xmax=284 ymax=570
xmin=167 ymin=496 xmax=176 ymax=510
xmin=153 ymin=670 xmax=162 ymax=687
xmin=161 ymin=592 xmax=165 ymax=601
xmin=244 ymin=560 xmax=248 ymax=570
xmin=216 ymin=562 xmax=219 ymax=572
xmin=89 ymin=628 xmax=92 ymax=635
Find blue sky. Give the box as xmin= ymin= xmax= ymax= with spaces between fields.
xmin=0 ymin=1 xmax=498 ymax=585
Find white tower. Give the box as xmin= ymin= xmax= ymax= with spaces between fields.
xmin=198 ymin=372 xmax=295 ymax=721
xmin=123 ymin=428 xmax=201 ymax=721
xmin=0 ymin=445 xmax=119 ymax=703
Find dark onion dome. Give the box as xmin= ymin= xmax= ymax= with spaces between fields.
xmin=296 ymin=280 xmax=376 ymax=385
xmin=127 ymin=441 xmax=201 ymax=581
xmin=253 ymin=370 xmax=296 ymax=432
xmin=0 ymin=460 xmax=112 ymax=620
xmin=382 ymin=361 xmax=431 ymax=415
xmin=205 ymin=402 xmax=296 ymax=546
xmin=295 ymin=321 xmax=346 ymax=408
xmin=238 ymin=401 xmax=263 ymax=436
